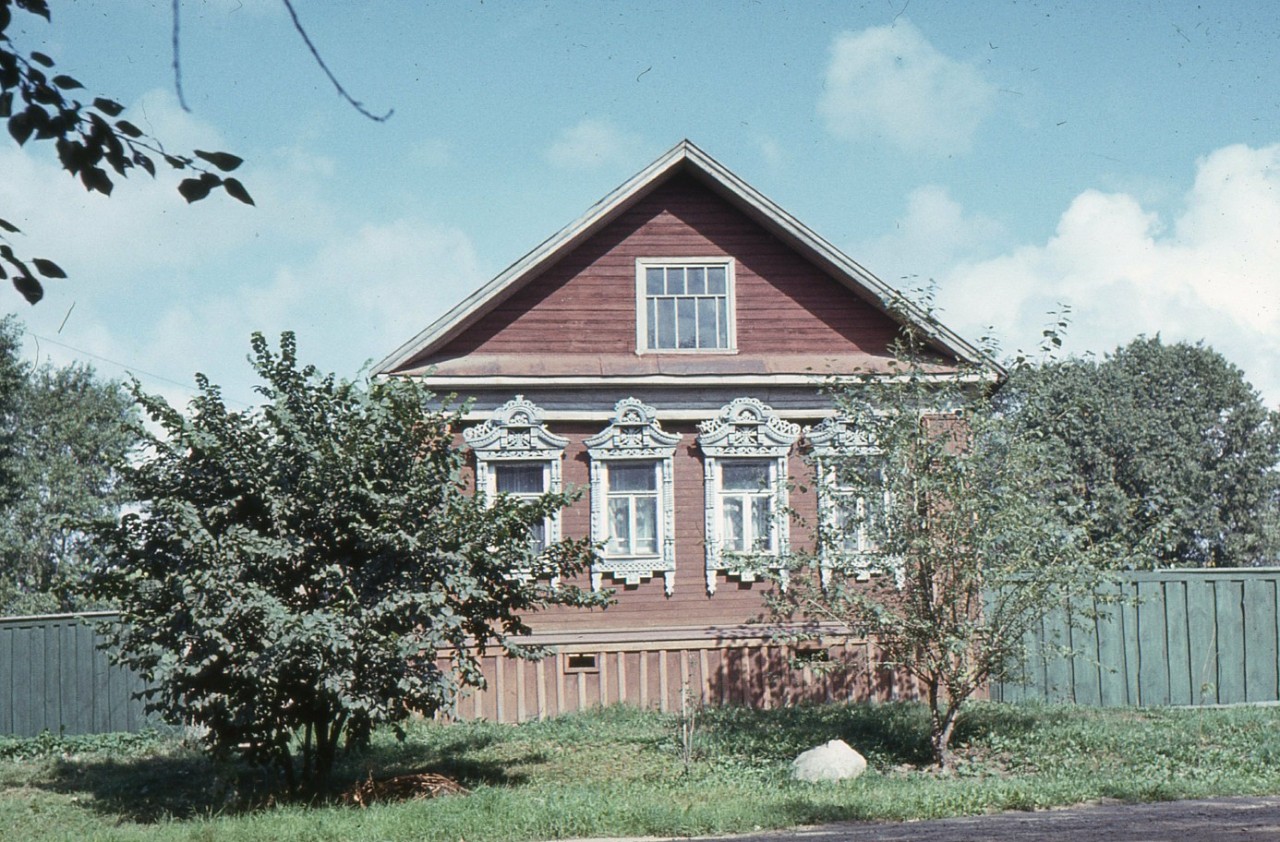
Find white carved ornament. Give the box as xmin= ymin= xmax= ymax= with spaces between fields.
xmin=464 ymin=396 xmax=568 ymax=578
xmin=584 ymin=398 xmax=682 ymax=594
xmin=698 ymin=398 xmax=800 ymax=594
xmin=804 ymin=416 xmax=886 ymax=587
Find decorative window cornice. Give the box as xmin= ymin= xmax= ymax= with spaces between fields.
xmin=806 ymin=416 xmax=876 ymax=456
xmin=698 ymin=398 xmax=800 ymax=594
xmin=697 ymin=396 xmax=801 ymax=458
xmin=585 ymin=398 xmax=682 ymax=594
xmin=463 ymin=394 xmax=570 ymax=457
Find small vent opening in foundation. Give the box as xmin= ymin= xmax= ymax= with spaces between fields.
xmin=565 ymin=653 xmax=599 ymax=673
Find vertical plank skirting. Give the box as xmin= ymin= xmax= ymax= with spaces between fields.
xmin=515 ymin=658 xmax=527 ymax=722
xmin=657 ymin=649 xmax=670 ymax=712
xmin=536 ymin=659 xmax=548 ymax=720
xmin=639 ymin=652 xmax=649 ymax=708
xmin=699 ymin=649 xmax=710 ymax=703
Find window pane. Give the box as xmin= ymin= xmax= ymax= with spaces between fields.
xmin=646 ymin=298 xmax=657 ymax=348
xmin=697 ymin=298 xmax=719 ymax=349
xmin=645 ymin=267 xmax=664 ymax=296
xmin=656 ymin=298 xmax=676 ymax=348
xmin=529 ymin=520 xmax=546 ymax=553
xmin=634 ymin=497 xmax=658 ymax=554
xmin=752 ymin=496 xmax=773 ymax=551
xmin=716 ymin=297 xmax=728 ymax=347
xmin=610 ymin=463 xmax=656 ymax=492
xmin=721 ymin=462 xmax=770 ymax=491
xmin=495 ymin=463 xmax=544 ymax=494
xmin=665 ymin=267 xmax=685 ymax=295
xmin=707 ymin=266 xmax=726 ymax=294
xmin=722 ymin=497 xmax=744 ymax=551
xmin=687 ymin=267 xmax=705 ymax=294
xmin=608 ymin=498 xmax=630 ymax=554
xmin=677 ymin=297 xmax=697 ymax=349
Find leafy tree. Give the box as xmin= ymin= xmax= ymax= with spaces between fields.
xmin=0 ymin=315 xmax=136 ymax=614
xmin=1 ymin=0 xmax=252 ymax=303
xmin=1005 ymin=337 xmax=1280 ymax=567
xmin=89 ymin=333 xmax=600 ymax=795
xmin=769 ymin=315 xmax=1109 ymax=768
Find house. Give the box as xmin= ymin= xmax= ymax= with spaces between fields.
xmin=375 ymin=140 xmax=994 ymax=722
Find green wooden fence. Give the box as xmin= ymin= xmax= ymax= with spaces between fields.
xmin=992 ymin=568 xmax=1280 ymax=706
xmin=0 ymin=612 xmax=151 ymax=737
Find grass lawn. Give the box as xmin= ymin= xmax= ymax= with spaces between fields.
xmin=3 ymin=701 xmax=1280 ymax=841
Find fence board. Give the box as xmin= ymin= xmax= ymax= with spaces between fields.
xmin=1244 ymin=578 xmax=1278 ymax=703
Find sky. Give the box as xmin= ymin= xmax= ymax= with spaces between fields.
xmin=2 ymin=0 xmax=1278 ymax=410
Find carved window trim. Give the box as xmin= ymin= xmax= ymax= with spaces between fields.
xmin=585 ymin=398 xmax=682 ymax=595
xmin=807 ymin=416 xmax=897 ymax=588
xmin=697 ymin=397 xmax=799 ymax=594
xmin=464 ymin=396 xmax=569 ymax=569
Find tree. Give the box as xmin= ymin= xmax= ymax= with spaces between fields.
xmin=768 ymin=314 xmax=1108 ymax=768
xmin=0 ymin=0 xmax=254 ymax=303
xmin=0 ymin=315 xmax=137 ymax=615
xmin=1005 ymin=337 xmax=1280 ymax=567
xmin=88 ymin=333 xmax=600 ymax=795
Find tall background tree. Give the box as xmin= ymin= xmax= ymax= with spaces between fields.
xmin=1005 ymin=336 xmax=1280 ymax=567
xmin=89 ymin=333 xmax=601 ymax=795
xmin=0 ymin=315 xmax=136 ymax=614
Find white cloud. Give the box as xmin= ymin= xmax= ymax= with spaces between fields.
xmin=934 ymin=143 xmax=1280 ymax=405
xmin=545 ymin=118 xmax=643 ymax=171
xmin=856 ymin=185 xmax=1005 ymax=286
xmin=819 ymin=20 xmax=995 ymax=155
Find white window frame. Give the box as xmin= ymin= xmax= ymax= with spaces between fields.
xmin=697 ymin=397 xmax=799 ymax=594
xmin=464 ymin=396 xmax=569 ymax=572
xmin=635 ymin=257 xmax=736 ymax=354
xmin=807 ymin=416 xmax=898 ymax=587
xmin=585 ymin=398 xmax=681 ymax=594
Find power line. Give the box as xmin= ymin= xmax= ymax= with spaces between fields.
xmin=24 ymin=331 xmax=255 ymax=409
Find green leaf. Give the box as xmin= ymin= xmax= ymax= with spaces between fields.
xmin=7 ymin=111 xmax=33 ymax=146
xmin=52 ymin=75 xmax=83 ymax=90
xmin=93 ymin=97 xmax=125 ymax=117
xmin=178 ymin=176 xmax=219 ymax=203
xmin=115 ymin=119 xmax=143 ymax=138
xmin=12 ymin=273 xmax=42 ymax=304
xmin=222 ymin=178 xmax=254 ymax=206
xmin=194 ymin=150 xmax=244 ymax=172
xmin=80 ymin=166 xmax=113 ymax=196
xmin=0 ymin=219 xmax=19 ymax=235
xmin=31 ymin=258 xmax=65 ymax=279
xmin=29 ymin=52 xmax=54 ymax=68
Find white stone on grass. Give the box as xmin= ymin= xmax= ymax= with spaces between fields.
xmin=791 ymin=739 xmax=867 ymax=782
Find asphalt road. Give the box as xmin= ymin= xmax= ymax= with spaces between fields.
xmin=670 ymin=797 xmax=1280 ymax=842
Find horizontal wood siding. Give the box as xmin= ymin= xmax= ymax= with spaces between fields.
xmin=530 ymin=421 xmax=819 ymax=632
xmin=435 ymin=173 xmax=898 ymax=361
xmin=441 ymin=636 xmax=914 ymax=723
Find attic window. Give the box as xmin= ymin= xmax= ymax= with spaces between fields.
xmin=637 ymin=258 xmax=735 ymax=352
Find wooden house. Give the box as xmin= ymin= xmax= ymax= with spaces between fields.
xmin=375 ymin=140 xmax=994 ymax=721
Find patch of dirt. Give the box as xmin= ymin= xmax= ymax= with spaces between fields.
xmin=340 ymin=771 xmax=468 ymax=807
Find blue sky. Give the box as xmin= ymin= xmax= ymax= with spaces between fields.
xmin=2 ymin=1 xmax=1278 ymax=408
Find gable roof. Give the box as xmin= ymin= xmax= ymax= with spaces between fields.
xmin=375 ymin=139 xmax=997 ymax=377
